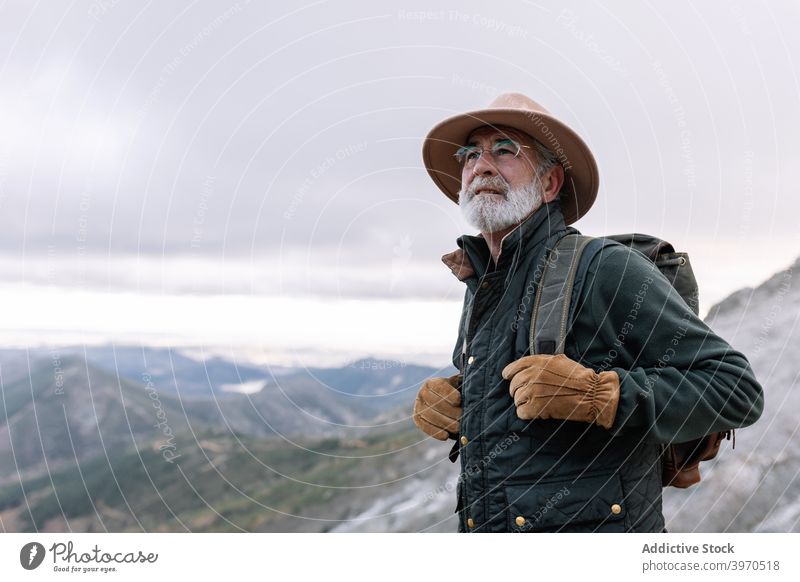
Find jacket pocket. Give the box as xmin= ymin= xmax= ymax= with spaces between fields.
xmin=504 ymin=473 xmax=627 ymax=532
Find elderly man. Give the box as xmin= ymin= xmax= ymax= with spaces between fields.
xmin=413 ymin=93 xmax=763 ymax=533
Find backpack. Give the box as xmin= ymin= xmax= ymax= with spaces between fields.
xmin=530 ymin=232 xmax=734 ymax=488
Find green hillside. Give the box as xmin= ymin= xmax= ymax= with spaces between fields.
xmin=0 ymin=426 xmax=425 ymax=532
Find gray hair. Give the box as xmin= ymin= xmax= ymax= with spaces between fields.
xmin=528 ymin=138 xmax=563 ymax=199
xmin=530 ymin=138 xmax=560 ymax=171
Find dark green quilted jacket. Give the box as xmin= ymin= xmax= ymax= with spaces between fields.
xmin=440 ymin=200 xmax=764 ymax=533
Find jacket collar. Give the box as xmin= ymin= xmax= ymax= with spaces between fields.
xmin=441 ymin=200 xmax=567 ymax=281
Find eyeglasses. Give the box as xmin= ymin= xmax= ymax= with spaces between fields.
xmin=453 ymin=138 xmax=531 ymax=168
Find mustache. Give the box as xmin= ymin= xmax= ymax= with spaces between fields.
xmin=464 ymin=176 xmax=510 ymax=198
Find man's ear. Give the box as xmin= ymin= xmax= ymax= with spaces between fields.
xmin=541 ymin=164 xmax=565 ymax=203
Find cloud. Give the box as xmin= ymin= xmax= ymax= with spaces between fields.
xmin=0 ymin=0 xmax=796 ymax=305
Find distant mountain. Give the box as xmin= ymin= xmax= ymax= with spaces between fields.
xmin=0 ymin=349 xmax=459 ymax=532
xmin=78 ymin=345 xmax=271 ymax=400
xmin=0 ymin=349 xmax=34 ymax=386
xmin=0 ymin=353 xmax=447 ymax=469
xmin=253 ymin=358 xmax=452 ymax=429
xmin=0 ymin=425 xmax=456 ymax=532
xmin=0 ymin=355 xmax=220 ymax=479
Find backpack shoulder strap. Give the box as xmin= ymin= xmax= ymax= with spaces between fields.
xmin=529 ymin=234 xmax=594 ymax=355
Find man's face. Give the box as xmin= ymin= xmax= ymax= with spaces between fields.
xmin=460 ymin=126 xmax=540 ymax=193
xmin=457 ymin=126 xmax=553 ymax=233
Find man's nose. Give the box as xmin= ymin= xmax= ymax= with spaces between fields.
xmin=471 ymin=151 xmax=498 ymax=176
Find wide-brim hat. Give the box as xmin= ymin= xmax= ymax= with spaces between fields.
xmin=422 ymin=92 xmax=599 ymax=224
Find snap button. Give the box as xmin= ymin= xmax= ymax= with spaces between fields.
xmin=467 ymin=518 xmax=475 ymax=529
xmin=460 ymin=435 xmax=468 ymax=446
xmin=611 ymin=503 xmax=622 ymax=515
xmin=467 ymin=356 xmax=475 ymax=365
xmin=515 ymin=516 xmax=526 ymax=527
xmin=481 ymin=281 xmax=490 ymax=289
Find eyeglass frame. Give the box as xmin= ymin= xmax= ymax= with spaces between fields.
xmin=453 ymin=138 xmax=533 ymax=169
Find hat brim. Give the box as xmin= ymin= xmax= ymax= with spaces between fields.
xmin=422 ymin=108 xmax=598 ymax=224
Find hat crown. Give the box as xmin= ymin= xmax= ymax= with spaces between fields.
xmin=488 ymin=92 xmax=550 ymax=115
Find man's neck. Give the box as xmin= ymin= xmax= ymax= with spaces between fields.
xmin=480 ymin=208 xmax=539 ymax=265
xmin=481 ymin=224 xmax=517 ymax=265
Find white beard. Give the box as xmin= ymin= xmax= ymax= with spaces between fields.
xmin=458 ymin=175 xmax=544 ymax=233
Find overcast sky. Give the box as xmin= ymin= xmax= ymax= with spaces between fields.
xmin=0 ymin=0 xmax=797 ymax=365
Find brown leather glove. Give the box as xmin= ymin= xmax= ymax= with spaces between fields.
xmin=501 ymin=354 xmax=620 ymax=429
xmin=412 ymin=374 xmax=462 ymax=440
